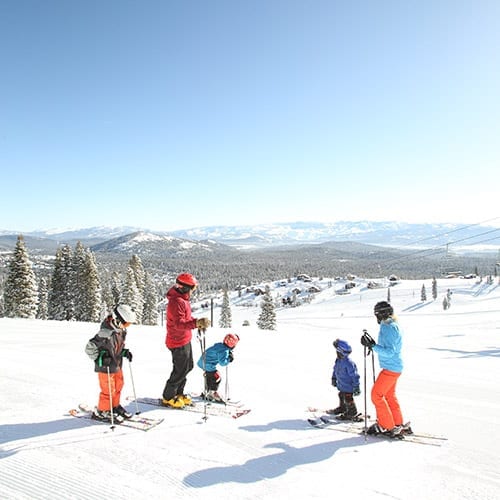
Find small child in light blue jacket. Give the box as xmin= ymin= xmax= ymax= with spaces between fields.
xmin=197 ymin=333 xmax=239 ymax=402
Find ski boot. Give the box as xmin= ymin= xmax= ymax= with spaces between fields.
xmin=113 ymin=404 xmax=133 ymax=419
xmin=366 ymin=422 xmax=403 ymax=439
xmin=179 ymin=394 xmax=192 ymax=406
xmin=203 ymin=390 xmax=225 ymax=403
xmin=92 ymin=408 xmax=124 ymax=424
xmin=399 ymin=422 xmax=414 ymax=435
xmin=326 ymin=406 xmax=344 ymax=416
xmin=337 ymin=411 xmax=363 ymax=422
xmin=161 ymin=396 xmax=185 ymax=409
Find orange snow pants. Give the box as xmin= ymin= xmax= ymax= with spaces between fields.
xmin=371 ymin=369 xmax=403 ymax=430
xmin=97 ymin=369 xmax=124 ymax=411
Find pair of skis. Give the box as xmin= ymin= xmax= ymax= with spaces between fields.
xmin=69 ymin=404 xmax=163 ymax=431
xmin=307 ymin=410 xmax=447 ymax=446
xmin=127 ymin=396 xmax=251 ymax=419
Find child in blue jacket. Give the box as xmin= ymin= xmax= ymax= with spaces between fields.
xmin=197 ymin=333 xmax=239 ymax=402
xmin=328 ymin=339 xmax=361 ymax=420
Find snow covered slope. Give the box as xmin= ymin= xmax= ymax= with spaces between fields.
xmin=1 ymin=277 xmax=499 ymax=499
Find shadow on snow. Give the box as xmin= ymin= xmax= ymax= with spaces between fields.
xmin=428 ymin=347 xmax=500 ymax=358
xmin=184 ymin=418 xmax=368 ymax=487
xmin=0 ymin=415 xmax=113 ymax=458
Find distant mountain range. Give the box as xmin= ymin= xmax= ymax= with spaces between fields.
xmin=1 ymin=222 xmax=498 ymax=287
xmin=1 ymin=220 xmax=498 ymax=253
xmin=170 ymin=221 xmax=500 ymax=251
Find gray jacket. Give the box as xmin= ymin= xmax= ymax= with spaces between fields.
xmin=85 ymin=316 xmax=127 ymax=373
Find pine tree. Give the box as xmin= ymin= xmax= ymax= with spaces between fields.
xmin=48 ymin=245 xmax=74 ymax=320
xmin=80 ymin=248 xmax=102 ymax=322
xmin=442 ymin=296 xmax=449 ymax=310
xmin=127 ymin=255 xmax=145 ymax=323
xmin=4 ymin=235 xmax=38 ymax=318
xmin=219 ymin=288 xmax=232 ymax=328
xmin=432 ymin=277 xmax=438 ymax=300
xmin=0 ymin=277 xmax=5 ymax=317
xmin=421 ymin=284 xmax=427 ymax=302
xmin=72 ymin=241 xmax=87 ymax=321
xmin=142 ymin=272 xmax=159 ymax=325
xmin=257 ymin=286 xmax=276 ymax=330
xmin=121 ymin=267 xmax=142 ymax=322
xmin=110 ymin=271 xmax=122 ymax=306
xmin=48 ymin=247 xmax=64 ymax=320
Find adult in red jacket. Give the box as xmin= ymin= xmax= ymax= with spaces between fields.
xmin=162 ymin=273 xmax=210 ymax=408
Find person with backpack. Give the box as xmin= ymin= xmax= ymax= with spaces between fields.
xmin=162 ymin=273 xmax=211 ymax=409
xmin=85 ymin=304 xmax=136 ymax=423
xmin=197 ymin=333 xmax=240 ymax=402
xmin=328 ymin=339 xmax=361 ymax=420
xmin=361 ymin=301 xmax=404 ymax=437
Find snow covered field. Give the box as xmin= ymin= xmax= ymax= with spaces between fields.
xmin=1 ymin=277 xmax=499 ymax=499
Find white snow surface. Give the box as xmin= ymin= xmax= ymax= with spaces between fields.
xmin=1 ymin=277 xmax=500 ymax=499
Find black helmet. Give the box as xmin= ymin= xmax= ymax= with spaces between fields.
xmin=374 ymin=301 xmax=393 ymax=323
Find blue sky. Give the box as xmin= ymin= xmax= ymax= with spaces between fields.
xmin=1 ymin=0 xmax=499 ymax=232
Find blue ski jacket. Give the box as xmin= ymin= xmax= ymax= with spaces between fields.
xmin=332 ymin=356 xmax=360 ymax=393
xmin=197 ymin=342 xmax=232 ymax=372
xmin=372 ymin=318 xmax=403 ymax=373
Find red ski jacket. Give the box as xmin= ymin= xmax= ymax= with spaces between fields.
xmin=165 ymin=286 xmax=197 ymax=349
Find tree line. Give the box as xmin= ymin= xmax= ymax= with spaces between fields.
xmin=1 ymin=235 xmax=159 ymax=324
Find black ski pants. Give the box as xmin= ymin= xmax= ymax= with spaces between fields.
xmin=163 ymin=343 xmax=193 ymax=401
xmin=205 ymin=370 xmax=221 ymax=391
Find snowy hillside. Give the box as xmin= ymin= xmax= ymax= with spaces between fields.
xmin=1 ymin=277 xmax=499 ymax=499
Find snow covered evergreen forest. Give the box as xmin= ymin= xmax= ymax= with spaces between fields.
xmin=0 ymin=235 xmax=160 ymax=324
xmin=1 ymin=231 xmax=499 ymax=329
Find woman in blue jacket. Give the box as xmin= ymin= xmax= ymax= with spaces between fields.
xmin=361 ymin=301 xmax=404 ymax=437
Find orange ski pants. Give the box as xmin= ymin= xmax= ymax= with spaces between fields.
xmin=371 ymin=369 xmax=403 ymax=430
xmin=97 ymin=369 xmax=124 ymax=411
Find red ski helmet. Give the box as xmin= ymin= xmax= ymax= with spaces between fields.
xmin=176 ymin=273 xmax=198 ymax=288
xmin=223 ymin=333 xmax=240 ymax=349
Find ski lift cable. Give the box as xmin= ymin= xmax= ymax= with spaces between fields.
xmin=397 ymin=216 xmax=500 ymax=248
xmin=443 ymin=227 xmax=500 ymax=246
xmin=377 ymin=227 xmax=500 ymax=266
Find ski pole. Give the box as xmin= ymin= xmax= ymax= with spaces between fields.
xmin=197 ymin=328 xmax=208 ymax=422
xmin=198 ymin=328 xmax=208 ymax=397
xmin=106 ymin=366 xmax=115 ymax=430
xmin=363 ymin=345 xmax=367 ymax=441
xmin=362 ymin=329 xmax=377 ymax=383
xmin=371 ymin=350 xmax=376 ymax=384
xmin=224 ymin=364 xmax=229 ymax=401
xmin=128 ymin=359 xmax=140 ymax=415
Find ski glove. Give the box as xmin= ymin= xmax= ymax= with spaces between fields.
xmin=331 ymin=377 xmax=337 ymax=387
xmin=98 ymin=350 xmax=112 ymax=367
xmin=196 ymin=317 xmax=211 ymax=329
xmin=361 ymin=331 xmax=376 ymax=348
xmin=353 ymin=386 xmax=361 ymax=396
xmin=121 ymin=348 xmax=133 ymax=362
xmin=228 ymin=350 xmax=234 ymax=363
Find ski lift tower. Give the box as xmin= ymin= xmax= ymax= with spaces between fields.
xmin=442 ymin=243 xmax=462 ymax=277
